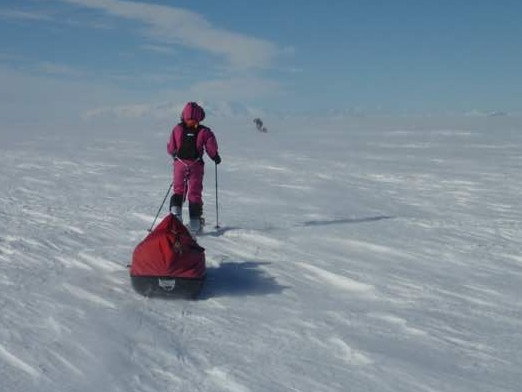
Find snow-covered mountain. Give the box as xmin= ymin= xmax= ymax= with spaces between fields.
xmin=82 ymin=100 xmax=265 ymax=122
xmin=1 ymin=115 xmax=521 ymax=392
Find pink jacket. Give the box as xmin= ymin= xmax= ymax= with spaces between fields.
xmin=167 ymin=124 xmax=219 ymax=161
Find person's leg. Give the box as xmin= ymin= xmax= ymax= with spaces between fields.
xmin=187 ymin=163 xmax=205 ymax=232
xmin=171 ymin=161 xmax=187 ymax=220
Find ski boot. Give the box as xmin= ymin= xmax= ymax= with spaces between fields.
xmin=170 ymin=194 xmax=184 ymax=222
xmin=188 ymin=202 xmax=204 ymax=235
xmin=172 ymin=206 xmax=183 ymax=222
xmin=189 ymin=217 xmax=205 ymax=235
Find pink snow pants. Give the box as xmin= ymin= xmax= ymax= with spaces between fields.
xmin=173 ymin=159 xmax=205 ymax=204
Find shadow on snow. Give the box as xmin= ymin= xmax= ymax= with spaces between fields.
xmin=301 ymin=215 xmax=395 ymax=227
xmin=199 ymin=216 xmax=394 ymax=237
xmin=200 ymin=261 xmax=288 ymax=299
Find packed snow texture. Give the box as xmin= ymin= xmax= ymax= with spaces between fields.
xmin=1 ymin=116 xmax=521 ymax=391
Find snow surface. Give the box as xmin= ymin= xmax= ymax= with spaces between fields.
xmin=1 ymin=115 xmax=522 ymax=392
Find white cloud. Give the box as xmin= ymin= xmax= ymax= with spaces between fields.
xmin=0 ymin=64 xmax=147 ymax=126
xmin=0 ymin=60 xmax=281 ymax=126
xmin=464 ymin=109 xmax=509 ymax=117
xmin=77 ymin=75 xmax=281 ymax=121
xmin=0 ymin=9 xmax=52 ymax=21
xmin=189 ymin=77 xmax=281 ymax=101
xmin=140 ymin=44 xmax=176 ymax=55
xmin=82 ymin=101 xmax=180 ymax=120
xmin=81 ymin=99 xmax=265 ymax=121
xmin=0 ymin=52 xmax=23 ymax=61
xmin=38 ymin=62 xmax=85 ymax=77
xmin=59 ymin=0 xmax=280 ymax=70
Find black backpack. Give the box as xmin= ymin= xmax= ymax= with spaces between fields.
xmin=177 ymin=123 xmax=202 ymax=160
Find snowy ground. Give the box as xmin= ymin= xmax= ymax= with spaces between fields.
xmin=1 ymin=115 xmax=521 ymax=391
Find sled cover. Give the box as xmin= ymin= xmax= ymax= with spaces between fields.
xmin=130 ymin=214 xmax=206 ymax=279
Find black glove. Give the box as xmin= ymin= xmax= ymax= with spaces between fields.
xmin=212 ymin=153 xmax=221 ymax=164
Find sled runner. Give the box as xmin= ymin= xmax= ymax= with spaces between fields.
xmin=130 ymin=276 xmax=204 ymax=299
xmin=130 ymin=213 xmax=206 ymax=299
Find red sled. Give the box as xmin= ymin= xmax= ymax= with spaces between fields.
xmin=130 ymin=214 xmax=205 ymax=299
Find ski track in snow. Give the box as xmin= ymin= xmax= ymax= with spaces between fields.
xmin=1 ymin=119 xmax=522 ymax=391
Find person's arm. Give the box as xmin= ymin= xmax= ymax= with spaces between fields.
xmin=204 ymin=130 xmax=220 ymax=164
xmin=167 ymin=126 xmax=178 ymax=158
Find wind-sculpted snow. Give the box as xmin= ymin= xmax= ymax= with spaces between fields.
xmin=1 ymin=116 xmax=521 ymax=391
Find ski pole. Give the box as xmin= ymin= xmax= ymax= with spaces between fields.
xmin=149 ymin=182 xmax=172 ymax=232
xmin=214 ymin=162 xmax=220 ymax=229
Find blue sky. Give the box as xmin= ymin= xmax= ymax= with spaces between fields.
xmin=1 ymin=0 xmax=522 ymax=125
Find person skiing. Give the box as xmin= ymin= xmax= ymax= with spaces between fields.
xmin=167 ymin=102 xmax=221 ymax=233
